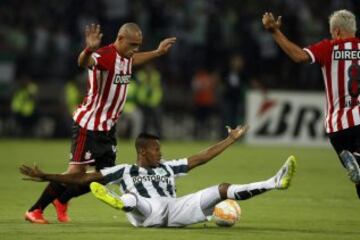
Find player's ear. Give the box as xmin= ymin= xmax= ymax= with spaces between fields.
xmin=334 ymin=28 xmax=341 ymax=39
xmin=139 ymin=147 xmax=146 ymax=156
xmin=117 ymin=34 xmax=124 ymax=41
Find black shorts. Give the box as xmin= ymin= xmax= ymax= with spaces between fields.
xmin=69 ymin=122 xmax=117 ymax=170
xmin=328 ymin=125 xmax=360 ymax=166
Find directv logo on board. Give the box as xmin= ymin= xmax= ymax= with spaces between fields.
xmin=333 ymin=50 xmax=360 ymax=60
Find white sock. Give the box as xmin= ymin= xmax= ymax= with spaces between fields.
xmin=227 ymin=178 xmax=275 ymax=200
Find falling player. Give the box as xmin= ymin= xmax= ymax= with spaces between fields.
xmin=20 ymin=125 xmax=297 ymax=227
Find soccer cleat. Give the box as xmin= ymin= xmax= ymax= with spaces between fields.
xmin=52 ymin=199 xmax=70 ymax=223
xmin=274 ymin=155 xmax=297 ymax=189
xmin=90 ymin=182 xmax=124 ymax=210
xmin=24 ymin=209 xmax=49 ymax=224
xmin=339 ymin=151 xmax=360 ymax=183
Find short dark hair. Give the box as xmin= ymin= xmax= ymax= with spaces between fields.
xmin=135 ymin=133 xmax=159 ymax=152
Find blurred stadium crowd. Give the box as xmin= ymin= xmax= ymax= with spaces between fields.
xmin=0 ymin=0 xmax=359 ymax=139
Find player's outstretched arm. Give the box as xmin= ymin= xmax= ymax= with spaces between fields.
xmin=19 ymin=164 xmax=104 ymax=185
xmin=132 ymin=37 xmax=176 ymax=66
xmin=262 ymin=12 xmax=309 ymax=63
xmin=78 ymin=23 xmax=103 ymax=68
xmin=187 ymin=125 xmax=249 ymax=171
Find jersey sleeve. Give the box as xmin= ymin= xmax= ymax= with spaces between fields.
xmin=303 ymin=39 xmax=332 ymax=65
xmin=100 ymin=164 xmax=127 ymax=184
xmin=163 ymin=158 xmax=189 ymax=178
xmin=91 ymin=47 xmax=115 ymax=70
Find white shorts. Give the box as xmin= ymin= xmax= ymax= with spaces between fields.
xmin=126 ymin=189 xmax=211 ymax=227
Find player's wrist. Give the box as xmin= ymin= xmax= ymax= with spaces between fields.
xmin=84 ymin=47 xmax=95 ymax=55
xmin=155 ymin=49 xmax=164 ymax=57
xmin=227 ymin=135 xmax=237 ymax=143
xmin=269 ymin=27 xmax=281 ymax=34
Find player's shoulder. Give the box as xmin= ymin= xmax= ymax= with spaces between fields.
xmin=103 ymin=163 xmax=130 ymax=171
xmin=161 ymin=158 xmax=188 ymax=166
xmin=305 ymin=38 xmax=332 ymax=52
xmin=315 ymin=38 xmax=332 ymax=46
xmin=331 ymin=37 xmax=360 ymax=46
xmin=95 ymin=44 xmax=117 ymax=56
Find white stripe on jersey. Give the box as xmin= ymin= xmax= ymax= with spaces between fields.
xmin=356 ymin=43 xmax=360 ymax=125
xmin=112 ymin=58 xmax=132 ymax=121
xmin=330 ymin=45 xmax=340 ymax=132
xmin=322 ymin=66 xmax=331 ymax=132
xmin=81 ymin=70 xmax=106 ymax=128
xmin=73 ymin=69 xmax=96 ymax=121
xmin=98 ymin=55 xmax=123 ymax=131
xmin=341 ymin=42 xmax=353 ymax=129
xmin=86 ymin=70 xmax=109 ymax=130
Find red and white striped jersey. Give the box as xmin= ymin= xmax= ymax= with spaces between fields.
xmin=73 ymin=44 xmax=133 ymax=131
xmin=304 ymin=38 xmax=360 ymax=133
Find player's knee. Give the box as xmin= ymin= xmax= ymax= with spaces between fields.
xmin=353 ymin=151 xmax=360 ymax=163
xmin=218 ymin=183 xmax=231 ymax=199
xmin=121 ymin=193 xmax=137 ymax=212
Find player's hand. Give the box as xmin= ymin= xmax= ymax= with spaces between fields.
xmin=85 ymin=23 xmax=103 ymax=52
xmin=156 ymin=37 xmax=177 ymax=56
xmin=226 ymin=125 xmax=249 ymax=141
xmin=262 ymin=12 xmax=282 ymax=33
xmin=19 ymin=164 xmax=46 ymax=182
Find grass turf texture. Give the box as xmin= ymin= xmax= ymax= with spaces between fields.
xmin=0 ymin=139 xmax=359 ymax=240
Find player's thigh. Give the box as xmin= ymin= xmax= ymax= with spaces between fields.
xmin=130 ymin=197 xmax=170 ymax=227
xmin=168 ymin=186 xmax=220 ymax=227
xmin=69 ymin=122 xmax=96 ymax=166
xmin=329 ymin=125 xmax=360 ymax=154
xmin=65 ymin=164 xmax=87 ymax=174
xmin=91 ymin=127 xmax=117 ymax=170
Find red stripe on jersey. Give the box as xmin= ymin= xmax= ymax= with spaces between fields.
xmin=336 ymin=42 xmax=345 ymax=131
xmin=127 ymin=58 xmax=132 ymax=74
xmin=347 ymin=41 xmax=359 ymax=127
xmin=114 ymin=84 xmax=128 ymax=120
xmin=102 ymin=57 xmax=124 ymax=131
xmin=74 ymin=128 xmax=87 ymax=162
xmin=325 ymin=60 xmax=334 ymax=133
xmin=85 ymin=69 xmax=105 ymax=129
xmin=94 ymin=68 xmax=115 ymax=130
xmin=75 ymin=69 xmax=99 ymax=125
xmin=114 ymin=58 xmax=130 ymax=120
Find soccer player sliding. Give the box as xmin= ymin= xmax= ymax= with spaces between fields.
xmin=20 ymin=125 xmax=297 ymax=227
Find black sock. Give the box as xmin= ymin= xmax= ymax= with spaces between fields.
xmin=57 ymin=185 xmax=90 ymax=204
xmin=235 ymin=189 xmax=268 ymax=200
xmin=29 ymin=182 xmax=66 ymax=211
xmin=356 ymin=184 xmax=360 ymax=199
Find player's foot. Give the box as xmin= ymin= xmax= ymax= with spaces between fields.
xmin=90 ymin=182 xmax=124 ymax=210
xmin=274 ymin=155 xmax=297 ymax=189
xmin=52 ymin=199 xmax=70 ymax=223
xmin=339 ymin=150 xmax=360 ymax=183
xmin=24 ymin=209 xmax=49 ymax=224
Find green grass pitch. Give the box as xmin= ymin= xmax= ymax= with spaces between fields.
xmin=0 ymin=139 xmax=359 ymax=240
